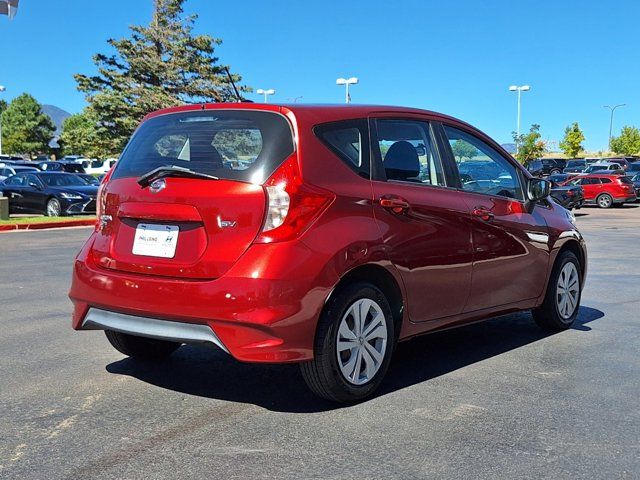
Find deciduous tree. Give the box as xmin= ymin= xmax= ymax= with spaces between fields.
xmin=610 ymin=126 xmax=640 ymax=155
xmin=559 ymin=122 xmax=585 ymax=158
xmin=513 ymin=124 xmax=547 ymax=165
xmin=0 ymin=93 xmax=55 ymax=155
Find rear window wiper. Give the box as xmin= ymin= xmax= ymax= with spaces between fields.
xmin=137 ymin=165 xmax=219 ymax=188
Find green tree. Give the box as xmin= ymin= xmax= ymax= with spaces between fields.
xmin=513 ymin=124 xmax=546 ymax=165
xmin=0 ymin=93 xmax=56 ymax=156
xmin=451 ymin=139 xmax=478 ymax=161
xmin=610 ymin=126 xmax=640 ymax=155
xmin=559 ymin=122 xmax=585 ymax=158
xmin=60 ymin=110 xmax=100 ymax=157
xmin=74 ymin=0 xmax=249 ymax=156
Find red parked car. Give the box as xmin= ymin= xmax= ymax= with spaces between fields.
xmin=562 ymin=174 xmax=637 ymax=208
xmin=69 ymin=104 xmax=587 ymax=402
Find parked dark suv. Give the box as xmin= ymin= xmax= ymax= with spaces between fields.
xmin=540 ymin=158 xmax=568 ymax=175
xmin=69 ymin=104 xmax=587 ymax=402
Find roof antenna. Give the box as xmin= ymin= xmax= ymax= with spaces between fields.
xmin=224 ymin=66 xmax=246 ymax=103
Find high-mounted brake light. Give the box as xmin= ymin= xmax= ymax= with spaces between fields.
xmin=255 ymin=155 xmax=335 ymax=243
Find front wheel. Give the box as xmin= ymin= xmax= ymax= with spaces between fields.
xmin=532 ymin=250 xmax=582 ymax=331
xmin=596 ymin=193 xmax=613 ymax=209
xmin=46 ymin=198 xmax=62 ymax=217
xmin=300 ymin=282 xmax=395 ymax=403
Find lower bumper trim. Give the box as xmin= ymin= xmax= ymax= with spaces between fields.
xmin=81 ymin=308 xmax=229 ymax=354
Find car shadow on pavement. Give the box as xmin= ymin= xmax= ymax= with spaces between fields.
xmin=106 ymin=306 xmax=604 ymax=413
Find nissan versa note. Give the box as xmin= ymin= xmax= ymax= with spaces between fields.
xmin=69 ymin=104 xmax=587 ymax=402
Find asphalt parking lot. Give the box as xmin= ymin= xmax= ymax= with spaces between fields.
xmin=1 ymin=206 xmax=639 ymax=480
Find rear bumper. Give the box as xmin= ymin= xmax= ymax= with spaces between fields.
xmin=82 ymin=308 xmax=229 ymax=353
xmin=69 ymin=234 xmax=335 ymax=363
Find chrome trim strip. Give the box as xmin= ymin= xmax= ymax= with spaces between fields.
xmin=81 ymin=308 xmax=229 ymax=354
xmin=526 ymin=231 xmax=549 ymax=243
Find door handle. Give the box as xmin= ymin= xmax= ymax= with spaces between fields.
xmin=379 ymin=196 xmax=410 ymax=214
xmin=472 ymin=206 xmax=494 ymax=221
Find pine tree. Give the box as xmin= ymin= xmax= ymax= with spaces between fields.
xmin=74 ymin=0 xmax=249 ymax=155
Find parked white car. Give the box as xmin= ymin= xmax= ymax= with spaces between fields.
xmin=82 ymin=159 xmax=117 ymax=175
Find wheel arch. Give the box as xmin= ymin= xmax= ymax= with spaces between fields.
xmin=325 ymin=263 xmax=405 ymax=335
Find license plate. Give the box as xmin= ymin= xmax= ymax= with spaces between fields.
xmin=132 ymin=223 xmax=179 ymax=258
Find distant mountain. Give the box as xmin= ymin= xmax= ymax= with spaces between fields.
xmin=501 ymin=143 xmax=516 ymax=154
xmin=42 ymin=104 xmax=71 ymax=135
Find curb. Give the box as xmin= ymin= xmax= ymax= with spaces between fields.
xmin=0 ymin=218 xmax=96 ymax=232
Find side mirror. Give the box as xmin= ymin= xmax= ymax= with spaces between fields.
xmin=527 ymin=178 xmax=551 ymax=202
xmin=28 ymin=182 xmax=42 ymax=190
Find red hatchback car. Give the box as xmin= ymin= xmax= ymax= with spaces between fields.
xmin=70 ymin=104 xmax=587 ymax=402
xmin=562 ymin=174 xmax=637 ymax=208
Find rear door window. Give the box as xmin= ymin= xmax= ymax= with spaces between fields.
xmin=374 ymin=119 xmax=446 ymax=186
xmin=113 ymin=110 xmax=295 ymax=185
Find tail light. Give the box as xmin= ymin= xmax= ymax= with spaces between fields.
xmin=255 ymin=155 xmax=335 ymax=243
xmin=95 ymin=169 xmax=113 ymax=230
xmin=567 ymin=190 xmax=575 ymax=197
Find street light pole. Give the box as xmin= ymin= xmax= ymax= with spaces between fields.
xmin=509 ymin=85 xmax=531 ymax=153
xmin=0 ymin=85 xmax=5 ymax=155
xmin=336 ymin=77 xmax=358 ymax=104
xmin=604 ymin=104 xmax=626 ymax=151
xmin=256 ymin=88 xmax=275 ymax=103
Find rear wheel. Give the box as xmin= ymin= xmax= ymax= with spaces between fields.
xmin=550 ymin=168 xmax=562 ymax=175
xmin=46 ymin=198 xmax=62 ymax=217
xmin=300 ymin=282 xmax=395 ymax=403
xmin=532 ymin=250 xmax=582 ymax=331
xmin=105 ymin=330 xmax=181 ymax=360
xmin=596 ymin=193 xmax=613 ymax=209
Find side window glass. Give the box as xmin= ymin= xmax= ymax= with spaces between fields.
xmin=600 ymin=178 xmax=612 ymax=184
xmin=376 ymin=119 xmax=445 ymax=186
xmin=444 ymin=125 xmax=523 ymax=200
xmin=26 ymin=174 xmax=40 ymax=187
xmin=316 ymin=120 xmax=369 ymax=177
xmin=319 ymin=127 xmax=362 ymax=168
xmin=8 ymin=174 xmax=25 ymax=186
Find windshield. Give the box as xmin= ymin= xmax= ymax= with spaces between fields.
xmin=112 ymin=110 xmax=295 ymax=184
xmin=40 ymin=173 xmax=87 ymax=187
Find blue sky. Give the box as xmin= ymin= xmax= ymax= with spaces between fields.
xmin=0 ymin=0 xmax=638 ymax=150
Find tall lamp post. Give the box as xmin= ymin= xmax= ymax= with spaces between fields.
xmin=604 ymin=104 xmax=626 ymax=151
xmin=509 ymin=84 xmax=531 ymax=153
xmin=336 ymin=77 xmax=358 ymax=104
xmin=0 ymin=85 xmax=5 ymax=155
xmin=256 ymin=88 xmax=275 ymax=103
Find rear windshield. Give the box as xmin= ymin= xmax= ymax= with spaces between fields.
xmin=619 ymin=176 xmax=633 ymax=184
xmin=112 ymin=110 xmax=295 ymax=184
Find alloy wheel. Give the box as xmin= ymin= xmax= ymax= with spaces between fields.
xmin=336 ymin=298 xmax=388 ymax=385
xmin=47 ymin=199 xmax=61 ymax=217
xmin=598 ymin=195 xmax=612 ymax=208
xmin=556 ymin=262 xmax=579 ymax=320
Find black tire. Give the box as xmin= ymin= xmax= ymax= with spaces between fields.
xmin=532 ymin=250 xmax=582 ymax=331
xmin=596 ymin=193 xmax=613 ymax=209
xmin=300 ymin=282 xmax=395 ymax=403
xmin=104 ymin=330 xmax=181 ymax=360
xmin=550 ymin=169 xmax=562 ymax=175
xmin=46 ymin=198 xmax=62 ymax=217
